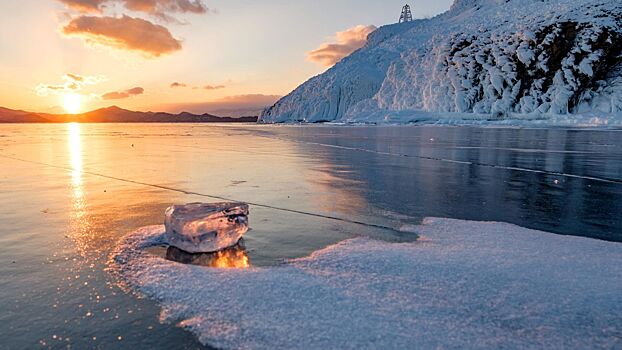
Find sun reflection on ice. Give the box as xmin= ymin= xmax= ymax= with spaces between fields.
xmin=166 ymin=244 xmax=250 ymax=269
xmin=67 ymin=122 xmax=92 ymax=257
xmin=210 ymin=248 xmax=250 ymax=268
xmin=68 ymin=123 xmax=82 ymax=186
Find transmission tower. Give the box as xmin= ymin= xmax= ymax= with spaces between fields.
xmin=399 ymin=4 xmax=413 ymax=23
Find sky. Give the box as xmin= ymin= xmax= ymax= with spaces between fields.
xmin=0 ymin=0 xmax=453 ymax=115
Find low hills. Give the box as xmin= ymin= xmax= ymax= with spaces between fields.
xmin=0 ymin=106 xmax=258 ymax=123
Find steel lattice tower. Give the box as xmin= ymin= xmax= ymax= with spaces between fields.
xmin=399 ymin=4 xmax=413 ymax=23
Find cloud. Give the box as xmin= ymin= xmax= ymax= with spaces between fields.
xmin=101 ymin=86 xmax=145 ymax=100
xmin=122 ymin=0 xmax=209 ymax=17
xmin=36 ymin=73 xmax=106 ymax=96
xmin=62 ymin=15 xmax=182 ymax=57
xmin=57 ymin=0 xmax=106 ymax=13
xmin=170 ymin=82 xmax=225 ymax=89
xmin=307 ymin=25 xmax=377 ymax=67
xmin=57 ymin=0 xmax=209 ymax=16
xmin=56 ymin=1 xmax=210 ymax=56
xmin=215 ymin=94 xmax=281 ymax=105
xmin=152 ymin=94 xmax=282 ymax=117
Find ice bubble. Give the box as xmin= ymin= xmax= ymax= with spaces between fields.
xmin=164 ymin=202 xmax=249 ymax=253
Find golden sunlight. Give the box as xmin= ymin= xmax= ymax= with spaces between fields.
xmin=68 ymin=122 xmax=82 ymax=185
xmin=210 ymin=249 xmax=250 ymax=269
xmin=166 ymin=245 xmax=250 ymax=269
xmin=63 ymin=93 xmax=83 ymax=114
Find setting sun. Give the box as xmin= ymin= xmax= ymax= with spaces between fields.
xmin=62 ymin=93 xmax=82 ymax=114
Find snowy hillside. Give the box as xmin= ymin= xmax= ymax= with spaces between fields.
xmin=261 ymin=0 xmax=622 ymax=124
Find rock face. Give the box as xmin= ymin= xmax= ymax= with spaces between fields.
xmin=164 ymin=202 xmax=249 ymax=253
xmin=261 ymin=0 xmax=622 ymax=123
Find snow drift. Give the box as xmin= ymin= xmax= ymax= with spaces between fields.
xmin=261 ymin=0 xmax=622 ymax=124
xmin=110 ymin=218 xmax=622 ymax=349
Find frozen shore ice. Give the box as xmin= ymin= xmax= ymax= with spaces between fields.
xmin=111 ymin=218 xmax=622 ymax=349
xmin=164 ymin=202 xmax=249 ymax=253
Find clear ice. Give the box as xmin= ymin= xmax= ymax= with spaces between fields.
xmin=164 ymin=202 xmax=249 ymax=253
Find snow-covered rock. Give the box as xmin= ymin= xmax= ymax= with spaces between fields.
xmin=261 ymin=0 xmax=622 ymax=124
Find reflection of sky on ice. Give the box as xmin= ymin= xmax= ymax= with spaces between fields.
xmin=262 ymin=126 xmax=622 ymax=241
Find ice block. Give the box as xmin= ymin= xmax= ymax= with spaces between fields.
xmin=164 ymin=202 xmax=249 ymax=253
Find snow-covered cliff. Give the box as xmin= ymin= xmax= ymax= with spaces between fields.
xmin=261 ymin=0 xmax=622 ymax=124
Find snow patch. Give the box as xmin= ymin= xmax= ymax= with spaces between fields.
xmin=110 ymin=218 xmax=622 ymax=349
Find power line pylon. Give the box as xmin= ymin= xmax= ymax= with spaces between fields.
xmin=399 ymin=4 xmax=413 ymax=23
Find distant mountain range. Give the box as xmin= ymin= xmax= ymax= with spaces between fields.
xmin=0 ymin=106 xmax=258 ymax=123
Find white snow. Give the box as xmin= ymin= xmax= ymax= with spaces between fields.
xmin=111 ymin=218 xmax=622 ymax=349
xmin=261 ymin=0 xmax=622 ymax=125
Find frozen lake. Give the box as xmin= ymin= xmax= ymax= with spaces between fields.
xmin=0 ymin=123 xmax=621 ymax=349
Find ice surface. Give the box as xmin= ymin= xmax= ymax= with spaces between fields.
xmin=164 ymin=202 xmax=249 ymax=253
xmin=261 ymin=0 xmax=622 ymax=124
xmin=111 ymin=218 xmax=622 ymax=349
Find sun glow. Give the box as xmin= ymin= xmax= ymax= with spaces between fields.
xmin=68 ymin=122 xmax=82 ymax=185
xmin=166 ymin=245 xmax=250 ymax=269
xmin=63 ymin=93 xmax=83 ymax=114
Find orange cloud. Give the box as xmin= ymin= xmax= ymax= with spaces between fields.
xmin=153 ymin=94 xmax=282 ymax=116
xmin=189 ymin=84 xmax=226 ymax=90
xmin=203 ymin=85 xmax=225 ymax=90
xmin=170 ymin=82 xmax=187 ymax=88
xmin=101 ymin=87 xmax=145 ymax=100
xmin=57 ymin=0 xmax=208 ymax=16
xmin=36 ymin=73 xmax=106 ymax=96
xmin=122 ymin=0 xmax=208 ymax=15
xmin=215 ymin=94 xmax=280 ymax=104
xmin=307 ymin=25 xmax=377 ymax=67
xmin=62 ymin=15 xmax=182 ymax=57
xmin=57 ymin=0 xmax=106 ymax=13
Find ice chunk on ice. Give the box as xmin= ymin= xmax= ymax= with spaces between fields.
xmin=164 ymin=202 xmax=249 ymax=253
